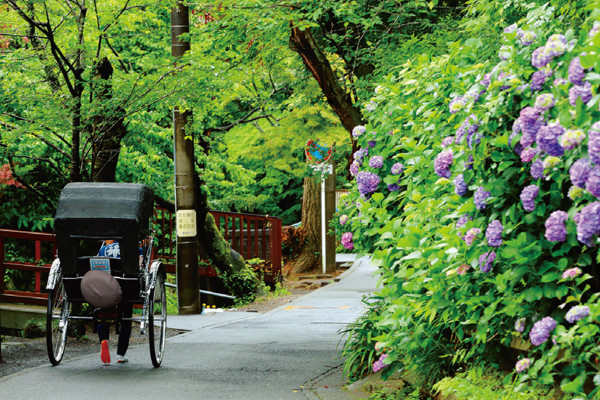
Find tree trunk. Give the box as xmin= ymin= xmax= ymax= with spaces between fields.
xmin=289 ymin=25 xmax=364 ymax=176
xmin=91 ymin=57 xmax=127 ymax=182
xmin=293 ymin=176 xmax=321 ymax=273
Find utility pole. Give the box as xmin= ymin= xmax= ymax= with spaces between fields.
xmin=171 ymin=3 xmax=200 ymax=314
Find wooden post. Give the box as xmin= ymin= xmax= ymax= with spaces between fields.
xmin=172 ymin=3 xmax=200 ymax=314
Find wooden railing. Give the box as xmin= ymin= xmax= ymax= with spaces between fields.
xmin=0 ymin=230 xmax=56 ymax=305
xmin=0 ymin=208 xmax=282 ymax=305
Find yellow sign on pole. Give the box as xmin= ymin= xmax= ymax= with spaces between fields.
xmin=176 ymin=209 xmax=197 ymax=237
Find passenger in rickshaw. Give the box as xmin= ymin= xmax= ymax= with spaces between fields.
xmin=95 ymin=240 xmax=136 ymax=365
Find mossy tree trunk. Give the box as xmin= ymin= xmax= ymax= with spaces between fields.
xmin=293 ymin=176 xmax=321 ymax=273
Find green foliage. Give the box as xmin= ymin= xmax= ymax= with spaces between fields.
xmin=21 ymin=319 xmax=45 ymax=338
xmin=338 ymin=1 xmax=600 ymax=398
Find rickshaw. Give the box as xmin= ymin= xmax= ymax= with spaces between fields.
xmin=45 ymin=182 xmax=167 ymax=367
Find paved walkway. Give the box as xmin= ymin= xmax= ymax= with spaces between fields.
xmin=0 ymin=255 xmax=378 ymax=400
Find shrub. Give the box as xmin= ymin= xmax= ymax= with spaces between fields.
xmin=338 ymin=3 xmax=600 ymax=397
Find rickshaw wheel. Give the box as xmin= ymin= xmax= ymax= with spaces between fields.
xmin=46 ymin=277 xmax=69 ymax=365
xmin=148 ymin=272 xmax=167 ymax=367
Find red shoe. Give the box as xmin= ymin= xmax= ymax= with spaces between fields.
xmin=100 ymin=340 xmax=111 ymax=364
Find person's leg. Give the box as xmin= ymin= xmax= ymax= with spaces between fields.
xmin=98 ymin=322 xmax=111 ymax=364
xmin=117 ymin=304 xmax=132 ymax=359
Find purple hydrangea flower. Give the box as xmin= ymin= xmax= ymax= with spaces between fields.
xmin=441 ymin=136 xmax=454 ymax=147
xmin=391 ymin=163 xmax=404 ymax=175
xmin=455 ymin=125 xmax=466 ymax=144
xmin=569 ymin=81 xmax=593 ymax=106
xmin=368 ymin=140 xmax=377 ymax=148
xmin=529 ymin=316 xmax=557 ymax=346
xmin=387 ymin=183 xmax=400 ymax=192
xmin=434 ymin=150 xmax=453 ymax=178
xmin=519 ymin=107 xmax=543 ymax=148
xmin=482 ymin=73 xmax=492 ymax=88
xmin=457 ymin=214 xmax=472 ymax=228
xmin=586 ymin=166 xmax=600 ymax=198
xmin=590 ymin=21 xmax=600 ymax=39
xmin=546 ymin=34 xmax=567 ymax=57
xmin=474 ymin=186 xmax=491 ymax=210
xmin=504 ymin=23 xmax=518 ymax=34
xmin=350 ymin=161 xmax=360 ymax=177
xmin=479 ymin=251 xmax=496 ymax=273
xmin=588 ymin=122 xmax=600 ymax=165
xmin=565 ymin=305 xmax=590 ymax=323
xmin=520 ymin=185 xmax=539 ymax=212
xmin=562 ymin=267 xmax=582 ymax=279
xmin=341 ymin=232 xmax=354 ymax=250
xmin=356 ymin=171 xmax=381 ymax=196
xmin=569 ymin=57 xmax=586 ymax=85
xmin=531 ymin=159 xmax=544 ymax=179
xmin=554 ymin=77 xmax=569 ymax=86
xmin=531 ymin=46 xmax=552 ymax=69
xmin=534 ymin=93 xmax=555 ymax=111
xmin=576 ymin=202 xmax=600 ymax=246
xmin=520 ymin=147 xmax=539 ymax=163
xmin=545 ymin=210 xmax=568 ymax=242
xmin=531 ymin=68 xmax=552 ymax=91
xmin=536 ymin=122 xmax=565 ymax=157
xmin=486 ymin=220 xmax=503 ymax=247
xmin=352 ymin=125 xmax=366 ymax=138
xmin=354 ymin=148 xmax=369 ymax=165
xmin=454 ymin=174 xmax=467 ymax=196
xmin=515 ymin=318 xmax=526 ymax=333
xmin=372 ymin=353 xmax=388 ymax=373
xmin=449 ymin=97 xmax=466 ymax=114
xmin=369 ymin=156 xmax=384 ymax=169
xmin=518 ymin=30 xmax=536 ymax=46
xmin=366 ymin=102 xmax=376 ymax=112
xmin=466 ymin=155 xmax=474 ymax=171
xmin=570 ymin=158 xmax=591 ymax=188
xmin=464 ymin=228 xmax=481 ymax=246
xmin=339 ymin=215 xmax=348 ymax=226
xmin=516 ymin=358 xmax=531 ymax=373
xmin=560 ymin=129 xmax=586 ymax=150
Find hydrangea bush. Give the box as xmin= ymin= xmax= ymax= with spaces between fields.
xmin=338 ymin=5 xmax=600 ymax=397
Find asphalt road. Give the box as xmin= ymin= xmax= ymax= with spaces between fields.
xmin=0 ymin=256 xmax=377 ymax=400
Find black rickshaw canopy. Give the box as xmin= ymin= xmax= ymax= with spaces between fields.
xmin=54 ymin=182 xmax=154 ymax=276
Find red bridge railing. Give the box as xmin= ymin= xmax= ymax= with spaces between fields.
xmin=0 ymin=208 xmax=282 ymax=306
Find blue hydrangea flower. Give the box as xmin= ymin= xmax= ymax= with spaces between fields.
xmin=531 ymin=46 xmax=552 ymax=69
xmin=569 ymin=57 xmax=585 ymax=85
xmin=537 ymin=122 xmax=565 ymax=157
xmin=366 ymin=102 xmax=377 ymax=112
xmin=570 ymin=158 xmax=591 ymax=188
xmin=565 ymin=305 xmax=590 ymax=323
xmin=531 ymin=159 xmax=544 ymax=179
xmin=518 ymin=30 xmax=536 ymax=46
xmin=454 ymin=174 xmax=467 ymax=196
xmin=368 ymin=140 xmax=377 ymax=148
xmin=354 ymin=148 xmax=369 ymax=165
xmin=545 ymin=210 xmax=568 ymax=242
xmin=569 ymin=81 xmax=593 ymax=106
xmin=520 ymin=147 xmax=539 ymax=163
xmin=520 ymin=185 xmax=539 ymax=212
xmin=529 ymin=316 xmax=557 ymax=346
xmin=387 ymin=183 xmax=400 ymax=192
xmin=588 ymin=122 xmax=600 ymax=165
xmin=534 ymin=93 xmax=555 ymax=111
xmin=519 ymin=107 xmax=543 ymax=148
xmin=434 ymin=150 xmax=453 ymax=178
xmin=356 ymin=171 xmax=381 ymax=196
xmin=466 ymin=155 xmax=474 ymax=171
xmin=352 ymin=125 xmax=366 ymax=138
xmin=474 ymin=186 xmax=491 ymax=210
xmin=457 ymin=214 xmax=472 ymax=228
xmin=479 ymin=251 xmax=496 ymax=273
xmin=369 ymin=156 xmax=384 ymax=169
xmin=586 ymin=166 xmax=600 ymax=198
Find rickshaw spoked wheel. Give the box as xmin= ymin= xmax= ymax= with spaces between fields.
xmin=46 ymin=276 xmax=70 ymax=365
xmin=148 ymin=272 xmax=167 ymax=367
